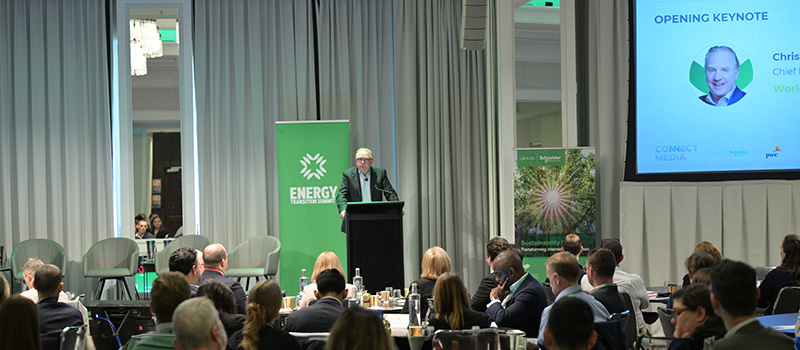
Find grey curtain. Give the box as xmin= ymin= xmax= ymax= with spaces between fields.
xmin=394 ymin=0 xmax=490 ymax=289
xmin=0 ymin=0 xmax=112 ymax=296
xmin=194 ymin=0 xmax=317 ymax=248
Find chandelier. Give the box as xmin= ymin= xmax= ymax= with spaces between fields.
xmin=130 ymin=19 xmax=163 ymax=76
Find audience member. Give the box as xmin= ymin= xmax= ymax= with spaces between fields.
xmin=401 ymin=246 xmax=451 ymax=316
xmin=430 ymin=272 xmax=490 ymax=330
xmin=197 ymin=279 xmax=246 ymax=338
xmin=127 ymin=272 xmax=192 ymax=350
xmin=35 ymin=264 xmax=84 ymax=350
xmin=20 ymin=258 xmax=70 ymax=303
xmin=690 ymin=267 xmax=712 ymax=285
xmin=586 ymin=248 xmax=626 ymax=314
xmin=710 ymin=259 xmax=794 ymax=350
xmin=298 ymin=251 xmax=356 ymax=309
xmin=581 ymin=238 xmax=649 ymax=329
xmin=151 ymin=214 xmax=173 ymax=239
xmin=285 ymin=269 xmax=347 ymax=333
xmin=169 ymin=247 xmax=205 ymax=295
xmin=0 ymin=294 xmax=42 ymax=350
xmin=0 ymin=271 xmax=10 ymax=305
xmin=562 ymin=234 xmax=587 ymax=281
xmin=200 ymin=243 xmax=247 ymax=314
xmin=227 ymin=280 xmax=301 ymax=350
xmin=668 ymin=284 xmax=725 ymax=350
xmin=326 ymin=306 xmax=393 ymax=350
xmin=543 ymin=297 xmax=597 ymax=350
xmin=682 ymin=241 xmax=723 ymax=287
xmin=485 ymin=250 xmax=547 ymax=337
xmin=136 ymin=219 xmax=155 ymax=239
xmin=538 ymin=252 xmax=609 ymax=348
xmin=173 ymin=297 xmax=227 ymax=350
xmin=758 ymin=234 xmax=800 ymax=314
xmin=668 ymin=252 xmax=718 ymax=308
xmin=470 ymin=237 xmax=512 ymax=312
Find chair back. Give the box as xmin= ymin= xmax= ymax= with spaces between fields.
xmin=621 ymin=292 xmax=637 ymax=349
xmin=755 ymin=266 xmax=775 ymax=281
xmin=60 ymin=324 xmax=87 ymax=350
xmin=657 ymin=306 xmax=675 ymax=339
xmin=432 ymin=329 xmax=526 ymax=350
xmin=11 ymin=239 xmax=66 ymax=280
xmin=226 ymin=236 xmax=281 ymax=277
xmin=82 ymin=237 xmax=139 ymax=276
xmin=154 ymin=235 xmax=212 ymax=275
xmin=289 ymin=332 xmax=329 ymax=350
xmin=773 ymin=286 xmax=800 ymax=314
xmin=593 ymin=319 xmax=626 ymax=350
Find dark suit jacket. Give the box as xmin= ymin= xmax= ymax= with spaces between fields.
xmin=485 ymin=274 xmax=547 ymax=338
xmin=135 ymin=232 xmax=155 ymax=239
xmin=283 ymin=297 xmax=344 ymax=332
xmin=590 ymin=284 xmax=626 ymax=315
xmin=335 ymin=166 xmax=398 ymax=232
xmin=712 ymin=318 xmax=794 ymax=350
xmin=699 ymin=86 xmax=746 ymax=106
xmin=38 ymin=297 xmax=84 ymax=350
xmin=470 ymin=273 xmax=498 ymax=312
xmin=429 ymin=310 xmax=491 ymax=330
xmin=227 ymin=325 xmax=302 ymax=350
xmin=200 ymin=269 xmax=247 ymax=315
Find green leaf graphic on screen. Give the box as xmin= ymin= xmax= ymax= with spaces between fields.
xmin=690 ymin=59 xmax=753 ymax=93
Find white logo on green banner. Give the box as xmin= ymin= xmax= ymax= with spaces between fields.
xmin=300 ymin=153 xmax=328 ymax=180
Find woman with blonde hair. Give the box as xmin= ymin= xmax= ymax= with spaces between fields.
xmin=298 ymin=251 xmax=357 ymax=308
xmin=227 ymin=281 xmax=301 ymax=350
xmin=681 ymin=241 xmax=723 ymax=287
xmin=401 ymin=246 xmax=451 ymax=315
xmin=327 ymin=306 xmax=393 ymax=350
xmin=430 ymin=272 xmax=490 ymax=330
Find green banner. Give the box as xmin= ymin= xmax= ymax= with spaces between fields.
xmin=276 ymin=121 xmax=349 ymax=295
xmin=514 ymin=148 xmax=596 ymax=258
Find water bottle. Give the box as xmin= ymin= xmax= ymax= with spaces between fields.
xmin=299 ymin=268 xmax=310 ymax=293
xmin=409 ymin=282 xmax=421 ymax=327
xmin=353 ymin=267 xmax=364 ymax=292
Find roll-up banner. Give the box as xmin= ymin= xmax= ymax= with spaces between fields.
xmin=514 ymin=148 xmax=596 ymax=280
xmin=276 ymin=121 xmax=350 ymax=295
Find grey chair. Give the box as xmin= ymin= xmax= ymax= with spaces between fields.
xmin=226 ymin=236 xmax=281 ymax=290
xmin=60 ymin=324 xmax=87 ymax=350
xmin=773 ymin=286 xmax=800 ymax=315
xmin=154 ymin=234 xmax=212 ymax=275
xmin=620 ymin=292 xmax=638 ymax=349
xmin=755 ymin=266 xmax=775 ymax=281
xmin=11 ymin=238 xmax=66 ymax=282
xmin=657 ymin=306 xmax=675 ymax=339
xmin=83 ymin=237 xmax=139 ymax=300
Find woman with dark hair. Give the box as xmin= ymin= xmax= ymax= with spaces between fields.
xmin=197 ymin=278 xmax=245 ymax=337
xmin=0 ymin=294 xmax=42 ymax=350
xmin=150 ymin=214 xmax=172 ymax=238
xmin=669 ymin=284 xmax=725 ymax=350
xmin=429 ymin=272 xmax=490 ymax=330
xmin=227 ymin=280 xmax=301 ymax=350
xmin=0 ymin=273 xmax=9 ymax=305
xmin=758 ymin=234 xmax=800 ymax=314
xmin=327 ymin=306 xmax=393 ymax=350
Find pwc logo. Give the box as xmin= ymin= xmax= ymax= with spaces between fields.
xmin=766 ymin=146 xmax=781 ymax=159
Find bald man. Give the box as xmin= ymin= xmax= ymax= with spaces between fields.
xmin=484 ymin=250 xmax=548 ymax=338
xmin=198 ymin=243 xmax=246 ymax=314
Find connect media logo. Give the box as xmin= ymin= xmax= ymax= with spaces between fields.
xmin=300 ymin=153 xmax=328 ymax=180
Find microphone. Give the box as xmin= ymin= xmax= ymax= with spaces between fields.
xmin=374 ymin=184 xmax=395 ymax=195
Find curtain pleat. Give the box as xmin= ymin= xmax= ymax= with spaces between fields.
xmin=0 ymin=0 xmax=112 ymax=296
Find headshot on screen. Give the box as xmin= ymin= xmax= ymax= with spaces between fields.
xmin=698 ymin=46 xmax=746 ymax=107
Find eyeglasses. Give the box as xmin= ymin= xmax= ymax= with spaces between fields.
xmin=672 ymin=307 xmax=693 ymax=319
xmin=356 ymin=158 xmax=372 ymax=163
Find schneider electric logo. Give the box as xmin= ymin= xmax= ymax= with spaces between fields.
xmin=300 ymin=153 xmax=328 ymax=180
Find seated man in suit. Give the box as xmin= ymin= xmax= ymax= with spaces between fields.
xmin=586 ymin=248 xmax=626 ymax=315
xmin=35 ymin=264 xmax=84 ymax=350
xmin=538 ymin=252 xmax=609 ymax=349
xmin=136 ymin=219 xmax=155 ymax=239
xmin=128 ymin=272 xmax=192 ymax=350
xmin=711 ymin=259 xmax=794 ymax=350
xmin=470 ymin=237 xmax=512 ymax=312
xmin=485 ymin=250 xmax=547 ymax=338
xmin=199 ymin=243 xmax=247 ymax=315
xmin=173 ymin=298 xmax=227 ymax=350
xmin=284 ymin=269 xmax=347 ymax=349
xmin=169 ymin=247 xmax=205 ymax=296
xmin=335 ymin=147 xmax=399 ymax=232
xmin=20 ymin=258 xmax=70 ymax=303
xmin=544 ymin=297 xmax=598 ymax=350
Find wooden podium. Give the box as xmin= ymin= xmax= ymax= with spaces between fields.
xmin=345 ymin=201 xmax=405 ymax=293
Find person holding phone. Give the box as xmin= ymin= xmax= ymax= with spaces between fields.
xmin=484 ymin=250 xmax=548 ymax=338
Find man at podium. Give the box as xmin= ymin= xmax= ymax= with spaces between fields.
xmin=336 ymin=148 xmax=399 ymax=232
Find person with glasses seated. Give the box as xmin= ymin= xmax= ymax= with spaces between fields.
xmin=668 ymin=283 xmax=725 ymax=350
xmin=335 ymin=147 xmax=399 ymax=232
